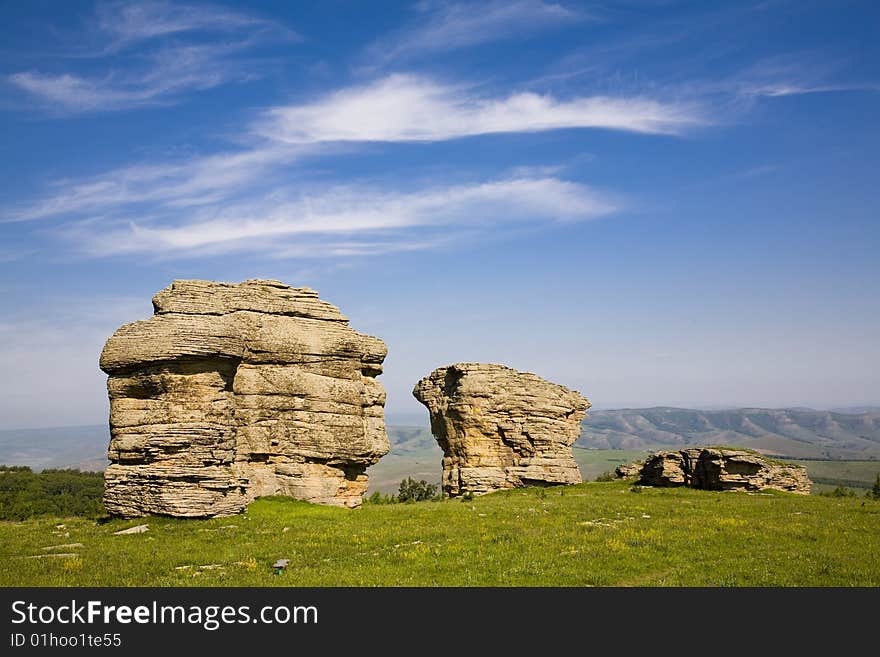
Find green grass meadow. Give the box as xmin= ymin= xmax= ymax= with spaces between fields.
xmin=369 ymin=445 xmax=880 ymax=495
xmin=572 ymin=448 xmax=650 ymax=481
xmin=2 ymin=481 xmax=878 ymax=587
xmin=789 ymin=459 xmax=880 ymax=493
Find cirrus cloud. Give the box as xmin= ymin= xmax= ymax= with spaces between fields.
xmin=7 ymin=1 xmax=295 ymax=113
xmin=365 ymin=0 xmax=583 ymax=66
xmin=63 ymin=175 xmax=617 ymax=258
xmin=259 ymin=74 xmax=706 ymax=143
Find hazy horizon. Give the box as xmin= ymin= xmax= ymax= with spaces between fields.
xmin=3 ymin=404 xmax=880 ymax=433
xmin=1 ymin=1 xmax=878 ymax=430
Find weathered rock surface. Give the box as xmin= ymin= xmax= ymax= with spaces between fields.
xmin=635 ymin=448 xmax=811 ymax=494
xmin=100 ymin=279 xmax=389 ymax=517
xmin=412 ymin=363 xmax=589 ymax=497
xmin=614 ymin=462 xmax=642 ymax=479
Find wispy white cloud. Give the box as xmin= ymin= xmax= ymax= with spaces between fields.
xmin=366 ymin=0 xmax=582 ymax=65
xmin=6 ymin=66 xmax=695 ymax=258
xmin=7 ymin=1 xmax=293 ymax=113
xmin=6 ymin=72 xmax=701 ymax=223
xmin=259 ymin=74 xmax=705 ymax=143
xmin=64 ymin=176 xmax=616 ymax=257
xmin=737 ymin=81 xmax=880 ymax=97
xmin=5 ymin=144 xmax=309 ymax=222
xmin=95 ymin=0 xmax=283 ymax=49
xmin=709 ymin=54 xmax=880 ymax=99
xmin=10 ymin=44 xmax=240 ymax=112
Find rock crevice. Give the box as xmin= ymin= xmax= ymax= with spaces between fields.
xmin=100 ymin=279 xmax=389 ymax=517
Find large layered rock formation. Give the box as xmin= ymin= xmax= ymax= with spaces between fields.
xmin=636 ymin=448 xmax=811 ymax=494
xmin=412 ymin=363 xmax=589 ymax=497
xmin=99 ymin=279 xmax=389 ymax=517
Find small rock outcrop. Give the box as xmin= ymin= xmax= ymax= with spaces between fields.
xmin=412 ymin=363 xmax=589 ymax=497
xmin=99 ymin=279 xmax=389 ymax=517
xmin=614 ymin=462 xmax=642 ymax=479
xmin=635 ymin=448 xmax=811 ymax=494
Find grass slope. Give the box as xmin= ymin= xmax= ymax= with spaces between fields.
xmin=367 ymin=426 xmax=442 ymax=494
xmin=791 ymin=460 xmax=880 ymax=493
xmin=2 ymin=482 xmax=878 ymax=587
xmin=572 ymin=448 xmax=649 ymax=481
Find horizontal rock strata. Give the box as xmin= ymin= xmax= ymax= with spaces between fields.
xmin=413 ymin=363 xmax=590 ymax=497
xmin=100 ymin=279 xmax=389 ymax=517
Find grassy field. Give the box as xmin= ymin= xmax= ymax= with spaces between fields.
xmin=368 ymin=446 xmax=650 ymax=494
xmin=572 ymin=448 xmax=649 ymax=481
xmin=791 ymin=460 xmax=880 ymax=493
xmin=369 ymin=442 xmax=880 ymax=495
xmin=1 ymin=481 xmax=878 ymax=587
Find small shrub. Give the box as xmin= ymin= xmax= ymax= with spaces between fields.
xmin=397 ymin=477 xmax=440 ymax=503
xmin=866 ymin=474 xmax=880 ymax=501
xmin=460 ymin=491 xmax=474 ymax=502
xmin=821 ymin=485 xmax=857 ymax=498
xmin=630 ymin=484 xmax=644 ymax=494
xmin=594 ymin=471 xmax=616 ymax=482
xmin=363 ymin=491 xmax=395 ymax=505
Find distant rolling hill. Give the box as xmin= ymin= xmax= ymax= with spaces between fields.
xmin=578 ymin=407 xmax=880 ymax=460
xmin=0 ymin=425 xmax=109 ymax=472
xmin=366 ymin=426 xmax=443 ymax=493
xmin=2 ymin=408 xmax=878 ymax=491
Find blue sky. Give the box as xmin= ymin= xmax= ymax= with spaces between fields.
xmin=1 ymin=0 xmax=878 ymax=429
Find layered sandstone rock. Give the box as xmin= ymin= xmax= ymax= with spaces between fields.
xmin=412 ymin=363 xmax=589 ymax=497
xmin=99 ymin=279 xmax=389 ymax=517
xmin=636 ymin=448 xmax=811 ymax=494
xmin=613 ymin=462 xmax=642 ymax=479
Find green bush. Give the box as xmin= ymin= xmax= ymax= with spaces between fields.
xmin=363 ymin=491 xmax=395 ymax=505
xmin=867 ymin=474 xmax=880 ymax=500
xmin=363 ymin=479 xmax=442 ymax=505
xmin=594 ymin=471 xmax=616 ymax=482
xmin=0 ymin=465 xmax=104 ymax=520
xmin=397 ymin=477 xmax=440 ymax=503
xmin=821 ymin=485 xmax=857 ymax=498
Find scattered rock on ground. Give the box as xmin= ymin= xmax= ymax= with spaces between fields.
xmin=25 ymin=553 xmax=79 ymax=559
xmin=113 ymin=524 xmax=150 ymax=535
xmin=632 ymin=448 xmax=811 ymax=494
